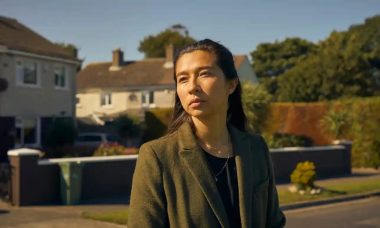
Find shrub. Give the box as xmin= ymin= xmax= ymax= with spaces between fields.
xmin=290 ymin=161 xmax=317 ymax=190
xmin=112 ymin=115 xmax=141 ymax=139
xmin=265 ymin=132 xmax=313 ymax=148
xmin=46 ymin=117 xmax=77 ymax=148
xmin=319 ymin=103 xmax=352 ymax=140
xmin=93 ymin=143 xmax=130 ymax=156
xmin=142 ymin=108 xmax=173 ymax=142
xmin=242 ymin=81 xmax=272 ymax=133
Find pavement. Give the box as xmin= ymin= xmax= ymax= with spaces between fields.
xmin=285 ymin=196 xmax=380 ymax=227
xmin=0 ymin=168 xmax=379 ymax=227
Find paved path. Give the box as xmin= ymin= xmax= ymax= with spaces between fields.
xmin=285 ymin=196 xmax=380 ymax=228
xmin=0 ymin=202 xmax=128 ymax=228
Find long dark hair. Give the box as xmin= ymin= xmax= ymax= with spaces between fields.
xmin=167 ymin=39 xmax=247 ymax=133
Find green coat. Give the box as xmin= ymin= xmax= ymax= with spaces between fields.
xmin=128 ymin=122 xmax=286 ymax=228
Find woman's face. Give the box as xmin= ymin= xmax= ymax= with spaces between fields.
xmin=175 ymin=50 xmax=237 ymax=119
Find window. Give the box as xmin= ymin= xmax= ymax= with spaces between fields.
xmin=16 ymin=60 xmax=39 ymax=87
xmin=101 ymin=92 xmax=112 ymax=106
xmin=142 ymin=91 xmax=154 ymax=107
xmin=15 ymin=117 xmax=40 ymax=147
xmin=54 ymin=66 xmax=67 ymax=89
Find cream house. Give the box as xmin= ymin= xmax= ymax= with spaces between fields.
xmin=0 ymin=16 xmax=81 ymax=159
xmin=76 ymin=45 xmax=258 ymax=123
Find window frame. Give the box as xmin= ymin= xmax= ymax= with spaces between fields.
xmin=141 ymin=91 xmax=155 ymax=108
xmin=100 ymin=91 xmax=112 ymax=107
xmin=54 ymin=65 xmax=68 ymax=90
xmin=15 ymin=59 xmax=41 ymax=88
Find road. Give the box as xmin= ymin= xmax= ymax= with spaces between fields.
xmin=284 ymin=196 xmax=380 ymax=228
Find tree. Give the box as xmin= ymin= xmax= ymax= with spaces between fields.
xmin=250 ymin=38 xmax=316 ymax=96
xmin=138 ymin=25 xmax=196 ymax=58
xmin=277 ymin=15 xmax=380 ymax=102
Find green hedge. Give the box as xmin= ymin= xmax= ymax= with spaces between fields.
xmin=141 ymin=97 xmax=380 ymax=168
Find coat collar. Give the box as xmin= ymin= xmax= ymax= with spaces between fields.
xmin=178 ymin=122 xmax=252 ymax=228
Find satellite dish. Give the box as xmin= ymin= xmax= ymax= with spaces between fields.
xmin=0 ymin=78 xmax=8 ymax=92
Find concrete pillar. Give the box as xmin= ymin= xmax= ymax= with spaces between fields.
xmin=7 ymin=148 xmax=42 ymax=206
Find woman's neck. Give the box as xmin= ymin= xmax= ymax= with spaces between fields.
xmin=192 ymin=115 xmax=232 ymax=157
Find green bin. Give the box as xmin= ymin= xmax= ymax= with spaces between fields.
xmin=59 ymin=162 xmax=83 ymax=205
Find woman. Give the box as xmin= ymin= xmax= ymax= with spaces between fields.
xmin=128 ymin=39 xmax=286 ymax=228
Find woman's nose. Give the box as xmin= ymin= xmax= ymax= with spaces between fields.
xmin=188 ymin=78 xmax=200 ymax=93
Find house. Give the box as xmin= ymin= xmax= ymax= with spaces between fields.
xmin=0 ymin=16 xmax=81 ymax=160
xmin=76 ymin=45 xmax=258 ymax=123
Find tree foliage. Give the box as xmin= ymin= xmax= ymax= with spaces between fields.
xmin=241 ymin=81 xmax=272 ymax=133
xmin=55 ymin=42 xmax=78 ymax=58
xmin=251 ymin=37 xmax=317 ymax=78
xmin=138 ymin=25 xmax=196 ymax=58
xmin=250 ymin=15 xmax=380 ymax=102
xmin=250 ymin=38 xmax=316 ymax=97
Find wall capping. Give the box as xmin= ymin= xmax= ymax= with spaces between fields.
xmin=38 ymin=154 xmax=138 ymax=165
xmin=7 ymin=148 xmax=42 ymax=156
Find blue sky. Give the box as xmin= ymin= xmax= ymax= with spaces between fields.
xmin=1 ymin=0 xmax=380 ymax=65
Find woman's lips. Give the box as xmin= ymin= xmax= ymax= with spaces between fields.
xmin=189 ymin=98 xmax=204 ymax=108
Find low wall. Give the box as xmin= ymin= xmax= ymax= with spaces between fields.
xmin=270 ymin=142 xmax=351 ymax=182
xmin=8 ymin=141 xmax=351 ymax=206
xmin=8 ymin=149 xmax=137 ymax=206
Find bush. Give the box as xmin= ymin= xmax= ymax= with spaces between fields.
xmin=44 ymin=118 xmax=77 ymax=158
xmin=290 ymin=161 xmax=317 ymax=190
xmin=242 ymin=81 xmax=272 ymax=133
xmin=142 ymin=108 xmax=173 ymax=142
xmin=319 ymin=103 xmax=352 ymax=140
xmin=46 ymin=118 xmax=77 ymax=148
xmin=265 ymin=132 xmax=313 ymax=148
xmin=111 ymin=115 xmax=141 ymax=138
xmin=93 ymin=143 xmax=132 ymax=156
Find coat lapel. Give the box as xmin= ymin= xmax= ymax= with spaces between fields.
xmin=178 ymin=122 xmax=230 ymax=228
xmin=229 ymin=125 xmax=253 ymax=228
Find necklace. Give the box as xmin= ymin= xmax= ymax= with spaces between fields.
xmin=213 ymin=157 xmax=230 ymax=182
xmin=197 ymin=136 xmax=233 ymax=158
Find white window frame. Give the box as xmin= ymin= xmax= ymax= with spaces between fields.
xmin=15 ymin=59 xmax=41 ymax=88
xmin=15 ymin=117 xmax=41 ymax=148
xmin=141 ymin=91 xmax=156 ymax=108
xmin=100 ymin=92 xmax=112 ymax=107
xmin=54 ymin=65 xmax=68 ymax=90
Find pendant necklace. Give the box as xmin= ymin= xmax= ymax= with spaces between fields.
xmin=214 ymin=157 xmax=230 ymax=182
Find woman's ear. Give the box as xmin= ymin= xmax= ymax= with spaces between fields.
xmin=227 ymin=78 xmax=238 ymax=95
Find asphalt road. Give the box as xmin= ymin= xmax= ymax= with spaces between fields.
xmin=284 ymin=196 xmax=380 ymax=228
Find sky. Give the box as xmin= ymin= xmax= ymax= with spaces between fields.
xmin=1 ymin=0 xmax=380 ymax=65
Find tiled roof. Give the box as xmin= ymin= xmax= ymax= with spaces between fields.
xmin=0 ymin=16 xmax=78 ymax=61
xmin=77 ymin=55 xmax=249 ymax=90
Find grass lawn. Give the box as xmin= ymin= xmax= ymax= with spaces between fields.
xmin=82 ymin=209 xmax=129 ymax=225
xmin=81 ymin=175 xmax=380 ymax=224
xmin=278 ymin=175 xmax=380 ymax=205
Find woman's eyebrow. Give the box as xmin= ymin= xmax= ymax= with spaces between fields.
xmin=176 ymin=66 xmax=214 ymax=77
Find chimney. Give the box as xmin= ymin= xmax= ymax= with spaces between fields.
xmin=163 ymin=44 xmax=174 ymax=69
xmin=109 ymin=48 xmax=123 ymax=71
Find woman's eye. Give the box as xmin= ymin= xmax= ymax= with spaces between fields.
xmin=177 ymin=76 xmax=187 ymax=83
xmin=200 ymin=71 xmax=211 ymax=76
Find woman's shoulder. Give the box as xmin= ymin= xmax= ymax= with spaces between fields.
xmin=138 ymin=131 xmax=180 ymax=157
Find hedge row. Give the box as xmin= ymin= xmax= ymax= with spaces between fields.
xmin=262 ymin=97 xmax=380 ymax=168
xmin=143 ymin=97 xmax=380 ymax=168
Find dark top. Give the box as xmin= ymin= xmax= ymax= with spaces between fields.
xmin=204 ymin=151 xmax=241 ymax=228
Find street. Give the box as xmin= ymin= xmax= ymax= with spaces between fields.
xmin=285 ymin=196 xmax=380 ymax=228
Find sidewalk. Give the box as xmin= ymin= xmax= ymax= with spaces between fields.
xmin=0 ymin=201 xmax=128 ymax=227
xmin=0 ymin=168 xmax=379 ymax=227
